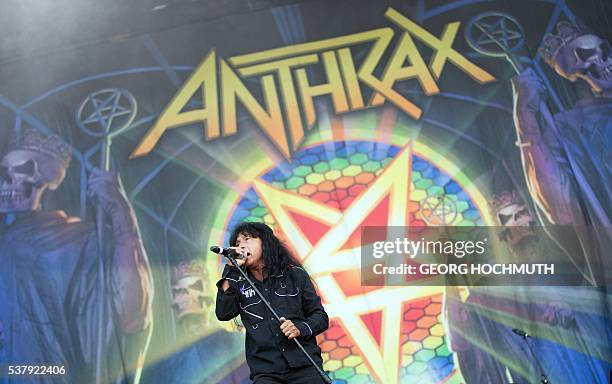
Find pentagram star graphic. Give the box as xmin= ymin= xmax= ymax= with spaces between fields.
xmin=78 ymin=89 xmax=137 ymax=135
xmin=420 ymin=195 xmax=457 ymax=226
xmin=251 ymin=144 xmax=445 ymax=383
xmin=474 ymin=18 xmax=522 ymax=49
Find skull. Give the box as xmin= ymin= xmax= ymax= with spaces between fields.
xmin=171 ymin=274 xmax=212 ymax=320
xmin=555 ymin=34 xmax=612 ymax=93
xmin=496 ymin=201 xmax=536 ymax=248
xmin=0 ymin=150 xmax=66 ymax=213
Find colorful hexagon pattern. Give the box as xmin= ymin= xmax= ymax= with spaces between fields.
xmin=226 ymin=141 xmax=482 ymax=383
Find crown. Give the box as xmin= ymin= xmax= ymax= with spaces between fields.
xmin=7 ymin=129 xmax=72 ymax=168
xmin=171 ymin=260 xmax=206 ymax=283
xmin=489 ymin=190 xmax=522 ymax=214
xmin=539 ymin=20 xmax=592 ymax=67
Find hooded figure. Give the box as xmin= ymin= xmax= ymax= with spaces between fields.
xmin=0 ymin=129 xmax=153 ymax=383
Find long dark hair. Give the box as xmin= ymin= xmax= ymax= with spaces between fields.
xmin=229 ymin=222 xmax=301 ymax=276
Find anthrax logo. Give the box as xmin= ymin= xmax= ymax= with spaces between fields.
xmin=130 ymin=8 xmax=495 ymax=159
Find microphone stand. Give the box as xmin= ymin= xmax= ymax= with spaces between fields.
xmin=223 ymin=254 xmax=333 ymax=384
xmin=517 ymin=332 xmax=550 ymax=384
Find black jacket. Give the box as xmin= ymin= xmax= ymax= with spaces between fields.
xmin=215 ymin=264 xmax=329 ymax=378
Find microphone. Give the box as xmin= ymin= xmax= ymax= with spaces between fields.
xmin=512 ymin=328 xmax=530 ymax=338
xmin=210 ymin=246 xmax=244 ymax=259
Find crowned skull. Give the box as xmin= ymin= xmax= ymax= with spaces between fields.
xmin=542 ymin=21 xmax=612 ymax=93
xmin=490 ymin=191 xmax=536 ymax=248
xmin=0 ymin=129 xmax=71 ymax=213
xmin=171 ymin=260 xmax=213 ymax=321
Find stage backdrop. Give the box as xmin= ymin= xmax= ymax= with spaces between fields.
xmin=0 ymin=0 xmax=610 ymax=383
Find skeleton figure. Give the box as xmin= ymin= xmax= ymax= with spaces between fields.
xmin=445 ymin=192 xmax=538 ymax=384
xmin=447 ymin=190 xmax=594 ymax=383
xmin=0 ymin=129 xmax=153 ymax=384
xmin=511 ymin=24 xmax=611 ymax=382
xmin=511 ymin=21 xmax=611 ymax=286
xmin=171 ymin=260 xmax=214 ymax=335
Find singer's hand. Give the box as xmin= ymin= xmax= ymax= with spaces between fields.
xmin=279 ymin=317 xmax=301 ymax=339
xmin=220 ymin=249 xmax=246 ymax=291
xmin=228 ymin=246 xmax=247 ymax=267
